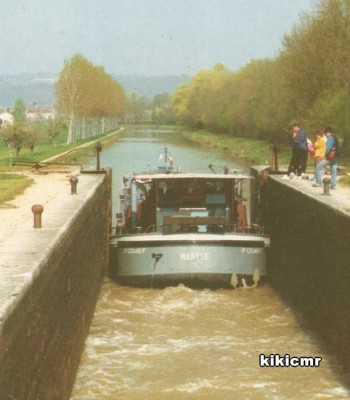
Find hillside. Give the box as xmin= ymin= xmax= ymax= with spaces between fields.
xmin=0 ymin=73 xmax=190 ymax=107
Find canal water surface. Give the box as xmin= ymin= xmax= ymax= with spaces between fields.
xmin=71 ymin=129 xmax=349 ymax=399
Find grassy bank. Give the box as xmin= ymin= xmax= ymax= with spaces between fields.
xmin=0 ymin=127 xmax=126 ymax=170
xmin=180 ymin=129 xmax=290 ymax=167
xmin=0 ymin=127 xmax=126 ymax=207
xmin=0 ymin=173 xmax=33 ymax=206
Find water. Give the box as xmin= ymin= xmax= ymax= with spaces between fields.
xmin=95 ymin=128 xmax=247 ymax=220
xmin=71 ymin=129 xmax=349 ymax=399
xmin=71 ymin=281 xmax=348 ymax=399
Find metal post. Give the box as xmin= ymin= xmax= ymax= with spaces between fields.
xmin=164 ymin=147 xmax=168 ymax=172
xmin=270 ymin=144 xmax=279 ymax=171
xmin=323 ymin=176 xmax=331 ymax=195
xmin=96 ymin=141 xmax=102 ymax=171
xmin=115 ymin=212 xmax=123 ymax=235
xmin=69 ymin=177 xmax=78 ymax=194
xmin=31 ymin=204 xmax=44 ymax=229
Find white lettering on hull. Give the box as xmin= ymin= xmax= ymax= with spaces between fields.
xmin=124 ymin=248 xmax=146 ymax=254
xmin=241 ymin=248 xmax=262 ymax=254
xmin=180 ymin=253 xmax=210 ymax=261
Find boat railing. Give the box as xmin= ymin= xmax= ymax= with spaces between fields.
xmin=111 ymin=221 xmax=264 ymax=237
xmin=163 ymin=215 xmax=227 ymax=226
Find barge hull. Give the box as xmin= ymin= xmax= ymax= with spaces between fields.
xmin=109 ymin=234 xmax=267 ymax=288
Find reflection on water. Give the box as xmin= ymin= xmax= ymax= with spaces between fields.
xmin=74 ymin=129 xmax=349 ymax=399
xmin=71 ymin=280 xmax=348 ymax=399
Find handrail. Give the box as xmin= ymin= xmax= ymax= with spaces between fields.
xmin=163 ymin=215 xmax=226 ymax=226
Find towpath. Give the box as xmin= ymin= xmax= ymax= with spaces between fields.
xmin=0 ymin=170 xmax=79 ymax=243
xmin=271 ymin=173 xmax=350 ymax=212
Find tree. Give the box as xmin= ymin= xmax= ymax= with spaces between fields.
xmin=56 ymin=54 xmax=127 ymax=143
xmin=45 ymin=118 xmax=66 ymax=146
xmin=13 ymin=99 xmax=26 ymax=124
xmin=1 ymin=98 xmax=39 ymax=158
xmin=2 ymin=124 xmax=24 ymax=158
xmin=127 ymin=92 xmax=147 ymax=123
xmin=150 ymin=93 xmax=176 ymax=124
xmin=279 ymin=0 xmax=350 ymax=131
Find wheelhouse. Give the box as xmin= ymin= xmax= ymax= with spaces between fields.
xmin=116 ymin=173 xmax=255 ymax=235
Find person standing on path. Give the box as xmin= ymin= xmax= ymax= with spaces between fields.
xmin=282 ymin=122 xmax=308 ymax=179
xmin=312 ymin=127 xmax=339 ymax=189
xmin=313 ymin=130 xmax=327 ymax=165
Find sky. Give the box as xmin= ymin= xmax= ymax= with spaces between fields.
xmin=0 ymin=0 xmax=314 ymax=77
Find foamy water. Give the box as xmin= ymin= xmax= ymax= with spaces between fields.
xmin=71 ymin=280 xmax=349 ymax=399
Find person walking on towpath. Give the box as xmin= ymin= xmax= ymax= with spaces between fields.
xmin=281 ymin=122 xmax=308 ymax=180
xmin=312 ymin=127 xmax=340 ymax=189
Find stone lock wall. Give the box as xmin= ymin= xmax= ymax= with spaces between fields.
xmin=0 ymin=170 xmax=111 ymax=400
xmin=262 ymin=174 xmax=350 ymax=373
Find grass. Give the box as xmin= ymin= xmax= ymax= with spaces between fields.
xmin=0 ymin=127 xmax=126 ymax=207
xmin=0 ymin=173 xmax=33 ymax=206
xmin=181 ymin=129 xmax=291 ymax=166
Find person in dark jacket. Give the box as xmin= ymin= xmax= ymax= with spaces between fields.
xmin=282 ymin=122 xmax=308 ymax=179
xmin=313 ymin=127 xmax=339 ymax=189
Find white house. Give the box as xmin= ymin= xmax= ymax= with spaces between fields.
xmin=0 ymin=111 xmax=13 ymax=126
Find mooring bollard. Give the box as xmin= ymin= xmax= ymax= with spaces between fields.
xmin=31 ymin=204 xmax=44 ymax=229
xmin=96 ymin=141 xmax=102 ymax=171
xmin=69 ymin=176 xmax=78 ymax=194
xmin=323 ymin=176 xmax=331 ymax=195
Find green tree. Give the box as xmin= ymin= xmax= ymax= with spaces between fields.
xmin=45 ymin=118 xmax=66 ymax=146
xmin=151 ymin=93 xmax=176 ymax=124
xmin=279 ymin=0 xmax=350 ymax=135
xmin=127 ymin=92 xmax=147 ymax=123
xmin=13 ymin=99 xmax=26 ymax=124
xmin=56 ymin=53 xmax=126 ymax=143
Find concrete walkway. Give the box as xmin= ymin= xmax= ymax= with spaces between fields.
xmin=0 ymin=171 xmax=79 ymax=243
xmin=271 ymin=172 xmax=350 ymax=214
xmin=0 ymin=171 xmax=105 ymax=327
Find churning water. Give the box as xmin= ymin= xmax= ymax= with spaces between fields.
xmin=71 ymin=129 xmax=349 ymax=399
xmin=71 ymin=280 xmax=348 ymax=399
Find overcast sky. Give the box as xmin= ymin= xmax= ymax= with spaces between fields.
xmin=0 ymin=0 xmax=314 ymax=76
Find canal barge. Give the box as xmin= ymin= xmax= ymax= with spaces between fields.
xmin=109 ymin=149 xmax=269 ymax=288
